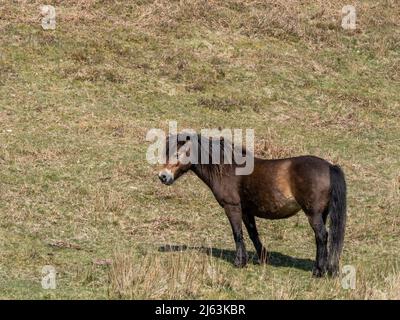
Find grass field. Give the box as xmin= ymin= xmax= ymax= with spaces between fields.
xmin=0 ymin=0 xmax=399 ymax=299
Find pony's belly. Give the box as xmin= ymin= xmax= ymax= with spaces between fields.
xmin=254 ymin=197 xmax=302 ymax=219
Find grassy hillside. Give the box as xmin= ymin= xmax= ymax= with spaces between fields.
xmin=0 ymin=0 xmax=399 ymax=299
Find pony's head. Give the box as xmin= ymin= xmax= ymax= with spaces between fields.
xmin=158 ymin=133 xmax=194 ymax=185
xmin=157 ymin=131 xmax=249 ymax=185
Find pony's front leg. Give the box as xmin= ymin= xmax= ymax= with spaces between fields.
xmin=224 ymin=204 xmax=248 ymax=268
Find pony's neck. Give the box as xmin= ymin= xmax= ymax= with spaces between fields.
xmin=191 ymin=164 xmax=218 ymax=190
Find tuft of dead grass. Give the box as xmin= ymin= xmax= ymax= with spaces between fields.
xmin=108 ymin=249 xmax=232 ymax=299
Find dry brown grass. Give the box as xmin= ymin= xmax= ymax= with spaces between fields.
xmin=255 ymin=129 xmax=303 ymax=159
xmin=108 ymin=249 xmax=232 ymax=299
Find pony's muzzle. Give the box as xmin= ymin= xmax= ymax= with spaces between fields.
xmin=158 ymin=170 xmax=174 ymax=185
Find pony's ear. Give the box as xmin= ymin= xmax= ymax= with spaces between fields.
xmin=178 ymin=130 xmax=194 ymax=141
xmin=176 ymin=139 xmax=194 ymax=163
xmin=184 ymin=139 xmax=193 ymax=151
xmin=185 ymin=140 xmax=193 ymax=158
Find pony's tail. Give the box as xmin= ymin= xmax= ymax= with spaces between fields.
xmin=327 ymin=165 xmax=347 ymax=276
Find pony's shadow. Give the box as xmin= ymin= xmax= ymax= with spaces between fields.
xmin=158 ymin=244 xmax=313 ymax=272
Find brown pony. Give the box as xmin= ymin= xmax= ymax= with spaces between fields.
xmin=158 ymin=133 xmax=347 ymax=277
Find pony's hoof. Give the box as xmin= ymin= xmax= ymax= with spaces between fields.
xmin=312 ymin=267 xmax=326 ymax=278
xmin=327 ymin=265 xmax=339 ymax=277
xmin=234 ymin=261 xmax=247 ymax=268
xmin=234 ymin=256 xmax=248 ymax=268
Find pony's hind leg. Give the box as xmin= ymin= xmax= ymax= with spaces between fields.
xmin=306 ymin=211 xmax=328 ymax=277
xmin=242 ymin=213 xmax=268 ymax=264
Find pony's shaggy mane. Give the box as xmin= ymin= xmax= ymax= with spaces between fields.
xmin=165 ymin=133 xmax=250 ymax=180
